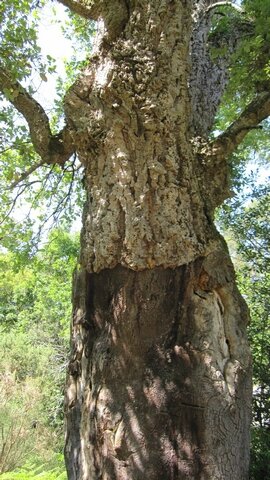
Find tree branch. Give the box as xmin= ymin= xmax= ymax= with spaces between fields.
xmin=189 ymin=0 xmax=249 ymax=137
xmin=0 ymin=65 xmax=75 ymax=168
xmin=205 ymin=2 xmax=244 ymax=14
xmin=57 ymin=0 xmax=129 ymax=37
xmin=57 ymin=0 xmax=101 ymax=20
xmin=211 ymin=92 xmax=270 ymax=159
xmin=10 ymin=159 xmax=47 ymax=189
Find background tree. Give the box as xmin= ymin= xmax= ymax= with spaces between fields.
xmin=1 ymin=1 xmax=270 ymax=479
xmin=218 ymin=181 xmax=270 ymax=480
xmin=0 ymin=229 xmax=79 ymax=479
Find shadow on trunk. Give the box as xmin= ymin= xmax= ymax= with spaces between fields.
xmin=65 ymin=254 xmax=251 ymax=480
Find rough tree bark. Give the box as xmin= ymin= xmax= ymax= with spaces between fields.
xmin=62 ymin=1 xmax=253 ymax=479
xmin=5 ymin=0 xmax=270 ymax=478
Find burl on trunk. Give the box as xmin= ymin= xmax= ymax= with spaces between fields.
xmin=63 ymin=1 xmax=252 ymax=479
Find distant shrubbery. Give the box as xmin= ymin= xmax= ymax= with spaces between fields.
xmin=0 ymin=229 xmax=79 ymax=479
xmin=219 ymin=185 xmax=270 ymax=480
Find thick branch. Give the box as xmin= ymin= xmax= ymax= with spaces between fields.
xmin=0 ymin=66 xmax=75 ymax=167
xmin=211 ymin=92 xmax=270 ymax=158
xmin=189 ymin=0 xmax=250 ymax=137
xmin=57 ymin=0 xmax=100 ymax=20
xmin=205 ymin=2 xmax=244 ymax=14
xmin=57 ymin=0 xmax=128 ymax=36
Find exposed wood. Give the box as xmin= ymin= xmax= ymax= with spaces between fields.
xmin=66 ymin=258 xmax=252 ymax=480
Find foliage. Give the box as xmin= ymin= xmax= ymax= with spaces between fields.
xmin=0 ymin=228 xmax=79 ymax=476
xmin=250 ymin=428 xmax=270 ymax=480
xmin=208 ymin=1 xmax=270 ymax=216
xmin=210 ymin=0 xmax=270 ymax=110
xmin=0 ymin=3 xmax=85 ymax=476
xmin=0 ymin=1 xmax=88 ymax=255
xmin=0 ymin=141 xmax=84 ymax=260
xmin=0 ymin=373 xmax=40 ymax=474
xmin=218 ymin=183 xmax=270 ymax=479
xmin=0 ymin=457 xmax=67 ymax=480
xmin=0 ymin=0 xmax=54 ymax=83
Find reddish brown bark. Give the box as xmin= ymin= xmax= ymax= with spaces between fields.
xmin=65 ymin=250 xmax=251 ymax=479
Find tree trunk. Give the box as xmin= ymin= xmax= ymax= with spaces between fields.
xmin=64 ymin=1 xmax=252 ymax=478
xmin=66 ymin=259 xmax=251 ymax=480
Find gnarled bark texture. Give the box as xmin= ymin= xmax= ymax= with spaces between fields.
xmin=63 ymin=1 xmax=252 ymax=478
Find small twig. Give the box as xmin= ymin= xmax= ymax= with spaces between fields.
xmin=10 ymin=159 xmax=47 ymax=189
xmin=0 ymin=183 xmax=31 ymax=226
xmin=0 ymin=141 xmax=31 ymax=156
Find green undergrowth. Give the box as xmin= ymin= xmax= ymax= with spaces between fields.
xmin=0 ymin=457 xmax=67 ymax=480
